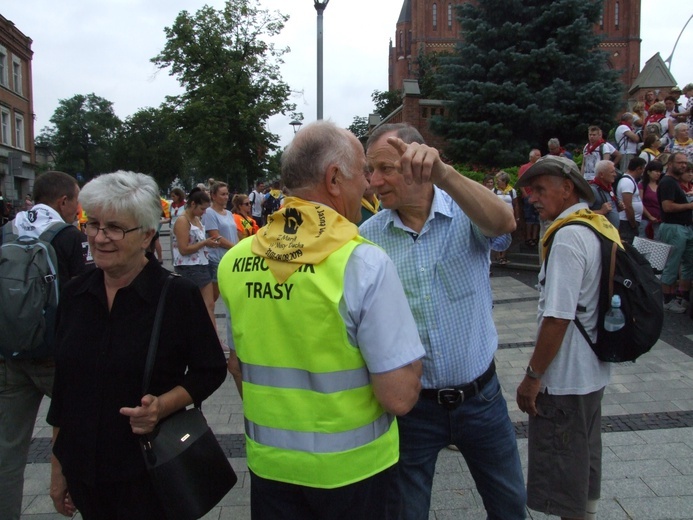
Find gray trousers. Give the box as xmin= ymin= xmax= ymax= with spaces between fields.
xmin=0 ymin=358 xmax=54 ymax=520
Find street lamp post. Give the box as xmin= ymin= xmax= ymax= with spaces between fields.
xmin=290 ymin=120 xmax=303 ymax=134
xmin=664 ymin=13 xmax=693 ymax=70
xmin=314 ymin=0 xmax=329 ymax=120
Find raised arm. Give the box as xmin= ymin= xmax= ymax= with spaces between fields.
xmin=387 ymin=137 xmax=516 ymax=236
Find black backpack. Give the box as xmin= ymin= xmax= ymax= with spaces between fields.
xmin=262 ymin=194 xmax=281 ymax=217
xmin=543 ymin=221 xmax=663 ymax=363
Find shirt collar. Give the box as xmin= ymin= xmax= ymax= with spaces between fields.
xmin=378 ymin=185 xmax=453 ymax=233
xmin=556 ymin=202 xmax=589 ymax=220
xmin=75 ymin=253 xmax=164 ymax=306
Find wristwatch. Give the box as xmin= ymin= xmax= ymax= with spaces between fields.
xmin=525 ymin=365 xmax=543 ymax=380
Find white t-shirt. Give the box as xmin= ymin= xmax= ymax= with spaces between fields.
xmin=537 ymin=203 xmax=611 ymax=395
xmin=582 ymin=141 xmax=616 ymax=180
xmin=615 ymin=124 xmax=638 ymax=155
xmin=616 ymin=174 xmax=643 ymax=222
xmin=250 ymin=190 xmax=265 ymax=218
xmin=493 ymin=188 xmax=516 ymax=209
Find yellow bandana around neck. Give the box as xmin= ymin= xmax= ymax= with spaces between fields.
xmin=361 ymin=195 xmax=380 ymax=215
xmin=499 ymin=184 xmax=514 ymax=195
xmin=541 ymin=208 xmax=622 ymax=262
xmin=251 ymin=197 xmax=359 ymax=283
xmin=674 ymin=138 xmax=693 ymax=147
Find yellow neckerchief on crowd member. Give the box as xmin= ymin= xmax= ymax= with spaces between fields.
xmin=499 ymin=184 xmax=514 ymax=196
xmin=251 ymin=197 xmax=359 ymax=284
xmin=269 ymin=189 xmax=282 ymax=199
xmin=674 ymin=137 xmax=693 ymax=147
xmin=541 ymin=208 xmax=622 ymax=262
xmin=361 ymin=195 xmax=380 ymax=215
xmin=642 ymin=147 xmax=660 ymax=157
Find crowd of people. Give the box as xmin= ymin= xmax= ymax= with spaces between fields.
xmin=1 ymin=85 xmax=692 ymax=520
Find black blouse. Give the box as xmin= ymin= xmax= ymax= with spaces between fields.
xmin=47 ymin=255 xmax=227 ymax=484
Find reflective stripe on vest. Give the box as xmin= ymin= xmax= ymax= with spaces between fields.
xmin=242 ymin=362 xmax=370 ymax=393
xmin=218 ymin=236 xmax=399 ymax=488
xmin=245 ymin=413 xmax=394 ymax=453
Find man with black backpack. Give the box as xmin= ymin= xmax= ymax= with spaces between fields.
xmin=515 ymin=155 xmax=612 ymax=520
xmin=0 ymin=171 xmax=91 ymax=520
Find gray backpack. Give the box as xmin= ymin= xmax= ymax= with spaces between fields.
xmin=0 ymin=221 xmax=69 ymax=357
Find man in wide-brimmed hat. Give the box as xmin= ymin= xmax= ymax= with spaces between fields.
xmin=516 ymin=154 xmax=616 ymax=520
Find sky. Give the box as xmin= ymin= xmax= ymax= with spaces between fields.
xmin=2 ymin=0 xmax=693 ymax=149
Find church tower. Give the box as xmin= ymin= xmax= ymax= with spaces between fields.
xmin=389 ymin=0 xmax=641 ymax=94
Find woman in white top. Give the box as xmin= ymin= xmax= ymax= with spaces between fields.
xmin=173 ymin=187 xmax=220 ymax=327
xmin=202 ymin=182 xmax=238 ymax=303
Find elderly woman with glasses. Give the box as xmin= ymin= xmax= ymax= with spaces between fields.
xmin=47 ymin=171 xmax=226 ymax=519
xmin=231 ymin=193 xmax=259 ymax=239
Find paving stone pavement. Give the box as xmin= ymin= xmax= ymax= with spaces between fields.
xmin=19 ymin=228 xmax=693 ymax=519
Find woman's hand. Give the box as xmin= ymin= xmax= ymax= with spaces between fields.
xmin=50 ymin=455 xmax=76 ymax=517
xmin=120 ymin=394 xmax=162 ymax=435
xmin=205 ymin=237 xmax=221 ymax=248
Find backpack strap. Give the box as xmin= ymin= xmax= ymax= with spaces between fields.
xmin=541 ymin=221 xmax=616 ymax=349
xmin=39 ymin=221 xmax=72 ymax=243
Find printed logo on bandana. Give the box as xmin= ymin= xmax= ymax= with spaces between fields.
xmin=27 ymin=210 xmax=38 ymax=223
xmin=283 ymin=208 xmax=303 ymax=235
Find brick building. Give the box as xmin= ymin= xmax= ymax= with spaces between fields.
xmin=0 ymin=14 xmax=35 ymax=209
xmin=389 ymin=0 xmax=642 ymax=97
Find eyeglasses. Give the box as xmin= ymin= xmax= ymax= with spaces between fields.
xmin=85 ymin=222 xmax=142 ymax=241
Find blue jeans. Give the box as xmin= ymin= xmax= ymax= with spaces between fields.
xmin=394 ymin=374 xmax=526 ymax=520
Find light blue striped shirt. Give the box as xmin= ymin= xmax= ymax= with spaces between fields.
xmin=360 ymin=186 xmax=499 ymax=388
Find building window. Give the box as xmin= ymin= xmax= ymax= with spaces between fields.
xmin=12 ymin=57 xmax=22 ymax=95
xmin=0 ymin=46 xmax=8 ymax=87
xmin=1 ymin=109 xmax=10 ymax=145
xmin=433 ymin=3 xmax=438 ymax=30
xmin=15 ymin=114 xmax=25 ymax=150
xmin=448 ymin=4 xmax=453 ymax=29
xmin=399 ymin=30 xmax=403 ymax=52
xmin=615 ymin=1 xmax=619 ymax=29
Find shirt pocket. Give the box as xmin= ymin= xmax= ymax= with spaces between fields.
xmin=436 ymin=255 xmax=475 ymax=302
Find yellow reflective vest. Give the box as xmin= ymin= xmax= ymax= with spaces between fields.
xmin=218 ymin=236 xmax=398 ymax=488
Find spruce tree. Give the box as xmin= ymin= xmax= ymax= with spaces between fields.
xmin=430 ymin=0 xmax=623 ymax=167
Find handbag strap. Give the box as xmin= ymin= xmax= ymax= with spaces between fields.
xmin=141 ymin=274 xmax=174 ymax=396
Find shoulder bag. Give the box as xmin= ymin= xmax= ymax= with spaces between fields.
xmin=139 ymin=274 xmax=237 ymax=520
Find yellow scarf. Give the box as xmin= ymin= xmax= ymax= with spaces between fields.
xmin=674 ymin=138 xmax=693 ymax=147
xmin=499 ymin=184 xmax=514 ymax=195
xmin=642 ymin=147 xmax=660 ymax=157
xmin=251 ymin=197 xmax=359 ymax=283
xmin=541 ymin=208 xmax=622 ymax=262
xmin=361 ymin=195 xmax=380 ymax=215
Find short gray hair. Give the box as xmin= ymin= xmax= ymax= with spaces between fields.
xmin=366 ymin=123 xmax=425 ymax=149
xmin=281 ymin=120 xmax=360 ymax=190
xmin=595 ymin=160 xmax=613 ymax=175
xmin=79 ymin=171 xmax=161 ymax=232
xmin=548 ymin=138 xmax=561 ymax=148
xmin=674 ymin=122 xmax=689 ymax=133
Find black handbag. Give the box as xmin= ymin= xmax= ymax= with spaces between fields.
xmin=139 ymin=275 xmax=237 ymax=520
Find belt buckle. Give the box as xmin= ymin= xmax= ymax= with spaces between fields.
xmin=437 ymin=388 xmax=463 ymax=409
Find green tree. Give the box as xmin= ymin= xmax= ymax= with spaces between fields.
xmin=111 ymin=106 xmax=185 ymax=190
xmin=372 ymin=89 xmax=402 ymax=120
xmin=48 ymin=93 xmax=122 ymax=179
xmin=431 ymin=0 xmax=624 ymax=167
xmin=152 ymin=0 xmax=295 ymax=187
xmin=347 ymin=116 xmax=369 ymax=140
